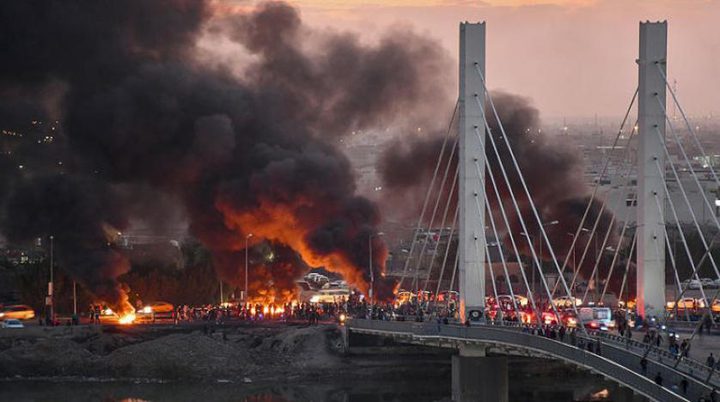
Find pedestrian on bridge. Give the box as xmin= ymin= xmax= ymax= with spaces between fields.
xmin=640 ymin=357 xmax=648 ymax=375
xmin=654 ymin=372 xmax=663 ymax=386
xmin=707 ymin=353 xmax=716 ymax=369
xmin=704 ymin=315 xmax=714 ymax=335
xmin=680 ymin=377 xmax=689 ymax=395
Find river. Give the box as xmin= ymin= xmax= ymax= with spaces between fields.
xmin=1 ymin=359 xmax=621 ymax=402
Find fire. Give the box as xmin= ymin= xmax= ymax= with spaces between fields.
xmin=218 ymin=199 xmax=379 ymax=296
xmin=118 ymin=312 xmax=136 ymax=325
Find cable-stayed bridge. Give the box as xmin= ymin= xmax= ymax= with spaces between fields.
xmin=347 ymin=21 xmax=720 ymax=402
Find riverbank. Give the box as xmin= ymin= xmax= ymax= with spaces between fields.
xmin=0 ymin=322 xmax=450 ymax=383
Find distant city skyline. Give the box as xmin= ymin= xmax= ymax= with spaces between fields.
xmin=251 ymin=0 xmax=720 ymax=119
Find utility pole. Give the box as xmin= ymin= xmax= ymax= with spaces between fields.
xmin=369 ymin=232 xmax=384 ymax=304
xmin=73 ymin=281 xmax=77 ymax=316
xmin=245 ymin=233 xmax=253 ymax=302
xmin=48 ymin=235 xmax=54 ymax=322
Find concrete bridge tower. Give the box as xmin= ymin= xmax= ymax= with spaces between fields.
xmin=458 ymin=22 xmax=486 ymax=323
xmin=636 ymin=21 xmax=667 ymax=319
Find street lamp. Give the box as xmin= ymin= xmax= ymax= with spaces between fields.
xmin=48 ymin=235 xmax=54 ymax=323
xmin=368 ymin=232 xmax=384 ymax=304
xmin=245 ymin=233 xmax=253 ymax=303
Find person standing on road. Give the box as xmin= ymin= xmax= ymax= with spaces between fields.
xmin=708 ymin=353 xmax=716 ymax=369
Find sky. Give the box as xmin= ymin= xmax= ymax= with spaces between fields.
xmin=241 ymin=0 xmax=720 ymax=121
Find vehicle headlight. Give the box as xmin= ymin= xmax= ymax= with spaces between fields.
xmin=0 ymin=313 xmax=4 ymax=317
xmin=142 ymin=306 xmax=152 ymax=314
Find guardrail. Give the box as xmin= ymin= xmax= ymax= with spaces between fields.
xmin=348 ymin=319 xmax=708 ymax=402
xmin=589 ymin=330 xmax=720 ymax=388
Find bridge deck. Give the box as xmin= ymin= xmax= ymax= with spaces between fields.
xmin=347 ymin=319 xmax=717 ymax=402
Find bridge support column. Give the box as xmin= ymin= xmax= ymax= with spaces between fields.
xmin=458 ymin=21 xmax=486 ymax=323
xmin=452 ymin=349 xmax=507 ymax=402
xmin=636 ymin=21 xmax=667 ymax=319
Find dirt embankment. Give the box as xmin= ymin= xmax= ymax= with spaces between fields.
xmin=0 ymin=323 xmax=349 ymax=382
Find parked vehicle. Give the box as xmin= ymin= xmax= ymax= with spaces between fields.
xmin=701 ymin=278 xmax=716 ymax=289
xmin=578 ymin=306 xmax=615 ymax=331
xmin=1 ymin=319 xmax=24 ymax=328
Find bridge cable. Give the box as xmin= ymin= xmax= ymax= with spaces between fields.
xmin=651 ymin=159 xmax=712 ymax=317
xmin=598 ymin=191 xmax=638 ymax=305
xmin=398 ymin=100 xmax=458 ymax=289
xmin=472 ymin=114 xmax=565 ymax=326
xmin=662 ymin=225 xmax=694 ymax=322
xmin=652 ymin=221 xmax=692 ymax=322
xmin=448 ymin=242 xmax=461 ymax=299
xmin=585 ymin=141 xmax=638 ymax=305
xmin=422 ymin=165 xmax=460 ymax=291
xmin=410 ymin=138 xmax=459 ymax=291
xmin=653 ymin=126 xmax=720 ymax=283
xmin=656 ymin=96 xmax=720 ymax=236
xmin=478 ymin=163 xmax=522 ymax=321
xmin=480 ymin=146 xmax=542 ymax=324
xmin=655 ymin=64 xmax=720 ymax=192
xmin=560 ymin=120 xmax=638 ymax=300
xmin=433 ymin=201 xmax=459 ymax=299
xmin=616 ymin=233 xmax=637 ymax=307
xmin=472 ymin=160 xmax=523 ymax=322
xmin=551 ymin=89 xmax=638 ymax=298
xmin=481 ymin=153 xmax=542 ymax=324
xmin=474 ymin=65 xmax=586 ymax=332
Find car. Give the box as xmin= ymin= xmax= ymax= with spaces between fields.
xmin=1 ymin=319 xmax=24 ymax=328
xmin=701 ymin=278 xmax=716 ymax=289
xmin=148 ymin=301 xmax=175 ymax=320
xmin=579 ymin=307 xmax=615 ymax=331
xmin=0 ymin=305 xmax=35 ymax=320
xmin=666 ymin=297 xmax=699 ymax=311
xmin=686 ymin=279 xmax=702 ymax=290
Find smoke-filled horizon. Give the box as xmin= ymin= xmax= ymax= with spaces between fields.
xmin=0 ymin=1 xmax=456 ymax=310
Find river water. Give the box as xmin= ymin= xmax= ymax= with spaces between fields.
xmin=0 ymin=368 xmax=620 ymax=402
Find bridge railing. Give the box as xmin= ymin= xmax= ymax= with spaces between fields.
xmin=348 ymin=319 xmax=714 ymax=401
xmin=588 ymin=330 xmax=720 ymax=388
xmin=361 ymin=315 xmax=719 ymax=387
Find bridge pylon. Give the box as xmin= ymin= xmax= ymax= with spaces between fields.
xmin=458 ymin=22 xmax=486 ymax=323
xmin=636 ymin=21 xmax=667 ymax=319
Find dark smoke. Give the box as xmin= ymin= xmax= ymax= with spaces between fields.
xmin=0 ymin=1 xmax=451 ymax=308
xmin=378 ymin=92 xmax=617 ymax=276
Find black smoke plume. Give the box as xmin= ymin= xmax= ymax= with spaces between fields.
xmin=378 ymin=92 xmax=616 ymax=279
xmin=0 ymin=1 xmax=452 ymax=308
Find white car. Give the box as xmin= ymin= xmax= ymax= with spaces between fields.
xmin=701 ymin=278 xmax=716 ymax=289
xmin=1 ymin=319 xmax=24 ymax=328
xmin=686 ymin=279 xmax=702 ymax=290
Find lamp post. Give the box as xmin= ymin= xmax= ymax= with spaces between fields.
xmin=48 ymin=235 xmax=54 ymax=322
xmin=368 ymin=232 xmax=384 ymax=304
xmin=245 ymin=233 xmax=253 ymax=302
